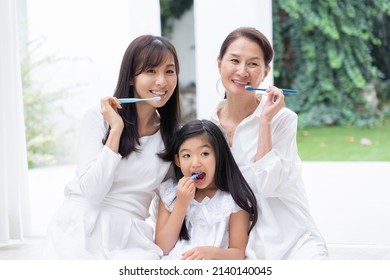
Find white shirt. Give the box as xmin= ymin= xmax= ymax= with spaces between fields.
xmin=211 ymin=96 xmax=328 ymax=259
xmin=43 ymin=106 xmax=171 ymax=259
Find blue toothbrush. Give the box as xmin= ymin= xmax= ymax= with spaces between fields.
xmin=245 ymin=85 xmax=297 ymax=94
xmin=118 ymin=97 xmax=161 ymax=103
xmin=172 ymin=172 xmax=205 ymax=192
xmin=190 ymin=171 xmax=205 ymax=180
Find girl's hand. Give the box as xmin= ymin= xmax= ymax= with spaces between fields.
xmin=175 ymin=177 xmax=195 ymax=207
xmin=262 ymin=86 xmax=285 ymax=123
xmin=181 ymin=246 xmax=215 ymax=260
xmin=100 ymin=96 xmax=124 ymax=131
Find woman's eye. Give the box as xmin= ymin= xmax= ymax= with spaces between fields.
xmin=166 ymin=69 xmax=176 ymax=74
xmin=230 ymin=59 xmax=239 ymax=64
xmin=201 ymin=152 xmax=210 ymax=157
xmin=182 ymin=154 xmax=190 ymax=159
xmin=248 ymin=62 xmax=259 ymax=68
xmin=145 ymin=68 xmax=155 ymax=73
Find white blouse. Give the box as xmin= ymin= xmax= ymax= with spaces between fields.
xmin=211 ymin=96 xmax=328 ymax=259
xmin=159 ymin=179 xmax=241 ymax=259
xmin=43 ymin=106 xmax=171 ymax=259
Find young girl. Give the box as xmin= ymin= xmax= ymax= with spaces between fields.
xmin=155 ymin=119 xmax=258 ymax=260
xmin=43 ymin=34 xmax=181 ymax=259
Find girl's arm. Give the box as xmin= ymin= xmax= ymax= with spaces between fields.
xmin=155 ymin=177 xmax=195 ymax=255
xmin=181 ymin=210 xmax=249 ymax=260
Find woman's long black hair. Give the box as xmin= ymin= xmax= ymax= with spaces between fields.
xmin=159 ymin=119 xmax=258 ymax=240
xmin=103 ymin=35 xmax=181 ymax=157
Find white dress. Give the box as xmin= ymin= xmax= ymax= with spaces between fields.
xmin=159 ymin=179 xmax=241 ymax=259
xmin=211 ymin=96 xmax=328 ymax=260
xmin=43 ymin=106 xmax=171 ymax=259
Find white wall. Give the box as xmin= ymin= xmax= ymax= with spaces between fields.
xmin=194 ymin=0 xmax=273 ymax=119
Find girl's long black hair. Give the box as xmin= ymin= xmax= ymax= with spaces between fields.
xmin=159 ymin=119 xmax=258 ymax=240
xmin=103 ymin=35 xmax=181 ymax=157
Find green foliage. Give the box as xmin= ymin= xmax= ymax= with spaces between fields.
xmin=372 ymin=11 xmax=390 ymax=109
xmin=21 ymin=40 xmax=72 ymax=168
xmin=273 ymin=0 xmax=390 ymax=128
xmin=160 ymin=0 xmax=193 ymax=36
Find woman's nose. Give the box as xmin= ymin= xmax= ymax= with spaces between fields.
xmin=156 ymin=74 xmax=167 ymax=87
xmin=237 ymin=63 xmax=249 ymax=77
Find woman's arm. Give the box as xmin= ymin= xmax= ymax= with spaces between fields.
xmin=99 ymin=96 xmax=124 ymax=153
xmin=181 ymin=210 xmax=250 ymax=260
xmin=255 ymin=86 xmax=285 ymax=161
xmin=155 ymin=177 xmax=195 ymax=255
xmin=74 ymin=97 xmax=124 ymax=203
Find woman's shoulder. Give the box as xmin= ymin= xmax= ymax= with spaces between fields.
xmin=80 ymin=105 xmax=107 ymax=130
xmin=272 ymin=107 xmax=297 ymax=127
xmin=83 ymin=105 xmax=102 ymax=120
xmin=278 ymin=106 xmax=297 ymax=118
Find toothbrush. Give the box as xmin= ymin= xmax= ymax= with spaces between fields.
xmin=190 ymin=171 xmax=205 ymax=180
xmin=245 ymin=85 xmax=297 ymax=94
xmin=172 ymin=172 xmax=205 ymax=191
xmin=118 ymin=97 xmax=161 ymax=103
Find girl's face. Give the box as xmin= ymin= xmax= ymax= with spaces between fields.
xmin=133 ymin=54 xmax=177 ymax=107
xmin=218 ymin=37 xmax=270 ymax=96
xmin=175 ymin=135 xmax=217 ymax=191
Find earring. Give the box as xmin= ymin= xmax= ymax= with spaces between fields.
xmin=215 ymin=78 xmax=226 ymax=99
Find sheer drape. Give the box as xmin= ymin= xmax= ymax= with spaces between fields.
xmin=0 ymin=0 xmax=31 ymax=243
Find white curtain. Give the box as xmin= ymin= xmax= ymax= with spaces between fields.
xmin=0 ymin=0 xmax=31 ymax=243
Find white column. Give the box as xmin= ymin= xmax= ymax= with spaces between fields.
xmin=129 ymin=0 xmax=161 ymax=37
xmin=0 ymin=0 xmax=31 ymax=242
xmin=194 ymin=0 xmax=273 ymax=119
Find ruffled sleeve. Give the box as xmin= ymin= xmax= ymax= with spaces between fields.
xmin=158 ymin=178 xmax=178 ymax=212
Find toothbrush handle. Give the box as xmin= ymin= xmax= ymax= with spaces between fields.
xmin=118 ymin=98 xmax=140 ymax=103
xmin=247 ymin=87 xmax=297 ymax=94
xmin=258 ymin=88 xmax=297 ymax=94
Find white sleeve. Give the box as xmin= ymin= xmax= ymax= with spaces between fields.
xmin=75 ymin=107 xmax=122 ymax=203
xmin=158 ymin=178 xmax=177 ymax=212
xmin=250 ymin=109 xmax=302 ymax=198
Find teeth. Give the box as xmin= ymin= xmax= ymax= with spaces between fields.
xmin=234 ymin=80 xmax=248 ymax=85
xmin=151 ymin=90 xmax=165 ymax=95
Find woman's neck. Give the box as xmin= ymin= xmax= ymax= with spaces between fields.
xmin=224 ymin=94 xmax=260 ymax=123
xmin=136 ymin=104 xmax=160 ymax=137
xmin=217 ymin=94 xmax=261 ymax=147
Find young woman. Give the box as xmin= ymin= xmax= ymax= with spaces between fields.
xmin=43 ymin=34 xmax=181 ymax=259
xmin=155 ymin=119 xmax=258 ymax=260
xmin=211 ymin=27 xmax=328 ymax=259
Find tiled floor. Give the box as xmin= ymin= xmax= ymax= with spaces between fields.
xmin=1 ymin=162 xmax=389 ymax=260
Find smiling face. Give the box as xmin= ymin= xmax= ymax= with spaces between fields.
xmin=175 ymin=135 xmax=217 ymax=191
xmin=218 ymin=37 xmax=270 ymax=96
xmin=133 ymin=54 xmax=177 ymax=107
